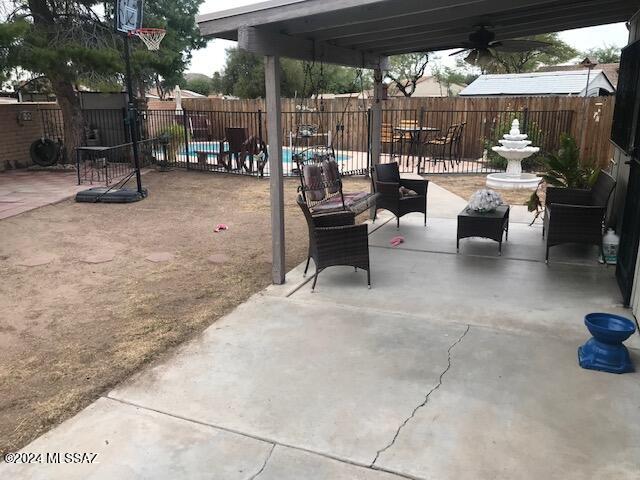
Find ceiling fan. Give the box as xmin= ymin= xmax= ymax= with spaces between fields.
xmin=449 ymin=25 xmax=550 ymax=67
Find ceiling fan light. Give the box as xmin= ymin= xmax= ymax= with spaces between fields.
xmin=476 ymin=49 xmax=493 ymax=68
xmin=464 ymin=51 xmax=478 ymax=66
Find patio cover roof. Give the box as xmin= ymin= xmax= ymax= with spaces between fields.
xmin=197 ymin=0 xmax=637 ymax=68
xmin=196 ymin=0 xmax=638 ymax=286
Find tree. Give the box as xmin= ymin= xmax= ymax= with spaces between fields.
xmin=483 ymin=33 xmax=577 ymax=74
xmin=385 ymin=53 xmax=429 ymax=97
xmin=183 ymin=77 xmax=212 ymax=96
xmin=129 ymin=1 xmax=205 ymax=99
xmin=218 ymin=48 xmax=265 ymax=98
xmin=583 ymin=45 xmax=621 ymax=63
xmin=214 ymin=47 xmax=372 ymax=99
xmin=0 ymin=0 xmax=204 ymax=155
xmin=210 ymin=71 xmax=224 ymax=95
xmin=430 ymin=58 xmax=476 ymax=96
xmin=181 ymin=73 xmax=213 ymax=96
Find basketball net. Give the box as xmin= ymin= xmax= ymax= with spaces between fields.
xmin=131 ymin=28 xmax=166 ymax=51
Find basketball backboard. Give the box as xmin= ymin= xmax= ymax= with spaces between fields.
xmin=115 ymin=0 xmax=143 ymax=34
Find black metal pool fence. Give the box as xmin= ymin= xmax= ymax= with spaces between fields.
xmin=40 ymin=106 xmax=574 ymax=184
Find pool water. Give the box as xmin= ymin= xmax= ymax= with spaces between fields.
xmin=182 ymin=142 xmax=349 ymax=163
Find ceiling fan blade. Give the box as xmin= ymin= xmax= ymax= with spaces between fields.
xmin=491 ymin=39 xmax=551 ymax=52
xmin=449 ymin=49 xmax=469 ymax=56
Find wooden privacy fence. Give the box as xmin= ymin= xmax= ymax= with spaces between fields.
xmin=179 ymin=96 xmax=615 ymax=168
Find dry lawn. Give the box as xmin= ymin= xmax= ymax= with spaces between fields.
xmin=428 ymin=174 xmax=545 ymax=207
xmin=0 ymin=170 xmax=369 ymax=456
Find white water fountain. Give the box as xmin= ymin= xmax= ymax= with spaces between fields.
xmin=486 ymin=119 xmax=542 ymax=190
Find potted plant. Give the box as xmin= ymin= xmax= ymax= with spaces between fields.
xmin=527 ymin=134 xmax=600 ymax=224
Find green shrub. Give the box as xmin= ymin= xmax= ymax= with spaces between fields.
xmin=158 ymin=123 xmax=188 ymax=163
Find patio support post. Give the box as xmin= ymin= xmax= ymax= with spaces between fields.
xmin=370 ymin=67 xmax=383 ymax=219
xmin=265 ymin=55 xmax=286 ymax=284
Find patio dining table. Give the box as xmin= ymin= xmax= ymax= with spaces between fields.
xmin=393 ymin=126 xmax=440 ymax=168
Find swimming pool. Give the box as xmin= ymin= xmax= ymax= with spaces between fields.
xmin=182 ymin=142 xmax=350 ymax=163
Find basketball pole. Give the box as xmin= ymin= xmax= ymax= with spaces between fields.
xmin=123 ymin=33 xmax=144 ymax=195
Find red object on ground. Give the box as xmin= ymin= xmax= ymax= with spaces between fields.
xmin=214 ymin=224 xmax=229 ymax=233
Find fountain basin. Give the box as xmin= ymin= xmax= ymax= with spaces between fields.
xmin=499 ymin=139 xmax=532 ymax=149
xmin=486 ymin=172 xmax=542 ymax=190
xmin=491 ymin=146 xmax=540 ymax=160
xmin=503 ymin=134 xmax=528 ymax=141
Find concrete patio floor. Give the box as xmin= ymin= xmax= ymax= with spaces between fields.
xmin=2 ymin=182 xmax=639 ymax=479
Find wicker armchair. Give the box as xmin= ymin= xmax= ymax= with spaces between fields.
xmin=297 ymin=195 xmax=371 ymax=290
xmin=372 ymin=162 xmax=429 ymax=228
xmin=543 ymin=171 xmax=616 ymax=263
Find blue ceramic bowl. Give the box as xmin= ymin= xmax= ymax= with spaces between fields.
xmin=584 ymin=313 xmax=636 ymax=345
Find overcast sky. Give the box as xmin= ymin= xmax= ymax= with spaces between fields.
xmin=189 ymin=0 xmax=630 ymax=75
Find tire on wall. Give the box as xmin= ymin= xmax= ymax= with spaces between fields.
xmin=30 ymin=138 xmax=60 ymax=167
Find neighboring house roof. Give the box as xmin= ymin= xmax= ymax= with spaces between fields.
xmin=538 ymin=62 xmax=619 ymax=88
xmin=145 ymin=87 xmax=206 ymax=99
xmin=312 ymin=92 xmax=370 ymax=100
xmin=459 ymin=70 xmax=615 ymax=96
xmin=388 ymin=75 xmax=466 ymax=97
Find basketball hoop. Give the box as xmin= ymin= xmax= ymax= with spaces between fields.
xmin=131 ymin=28 xmax=166 ymax=51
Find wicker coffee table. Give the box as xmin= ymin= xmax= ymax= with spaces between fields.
xmin=457 ymin=205 xmax=510 ymax=255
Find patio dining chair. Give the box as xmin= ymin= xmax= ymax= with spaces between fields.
xmin=381 ymin=122 xmax=403 ymax=160
xmin=187 ymin=114 xmax=212 ymax=141
xmin=372 ymin=161 xmax=429 ymax=228
xmin=543 ymin=171 xmax=616 ymax=263
xmin=297 ymin=194 xmax=371 ymax=290
xmin=452 ymin=121 xmax=466 ymax=164
xmin=237 ymin=136 xmax=269 ymax=177
xmin=219 ymin=127 xmax=248 ymax=170
xmin=424 ymin=123 xmax=460 ymax=170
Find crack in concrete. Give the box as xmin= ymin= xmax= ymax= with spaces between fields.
xmin=248 ymin=443 xmax=276 ymax=480
xmin=106 ymin=395 xmax=423 ymax=480
xmin=370 ymin=324 xmax=471 ymax=467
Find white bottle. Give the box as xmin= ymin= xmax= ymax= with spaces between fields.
xmin=602 ymin=228 xmax=620 ymax=265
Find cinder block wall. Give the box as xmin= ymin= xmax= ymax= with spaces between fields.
xmin=0 ymin=103 xmax=58 ymax=171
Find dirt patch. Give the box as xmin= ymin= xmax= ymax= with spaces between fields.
xmin=428 ymin=174 xmax=545 ymax=208
xmin=0 ymin=171 xmax=370 ymax=455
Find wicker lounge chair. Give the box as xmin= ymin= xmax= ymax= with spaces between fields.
xmin=297 ymin=195 xmax=371 ymax=290
xmin=372 ymin=162 xmax=429 ymax=228
xmin=543 ymin=171 xmax=616 ymax=262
